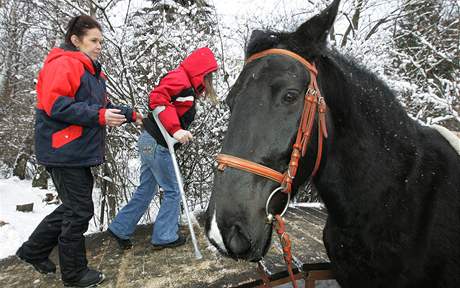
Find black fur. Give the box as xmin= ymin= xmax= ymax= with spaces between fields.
xmin=206 ymin=1 xmax=460 ymax=287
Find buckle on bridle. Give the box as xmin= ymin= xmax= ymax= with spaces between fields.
xmin=307 ymin=87 xmax=317 ymax=95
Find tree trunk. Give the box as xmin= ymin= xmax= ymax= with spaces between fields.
xmin=32 ymin=165 xmax=49 ymax=189
xmin=341 ymin=0 xmax=363 ymax=47
xmin=13 ymin=133 xmax=33 ymax=180
xmin=13 ymin=153 xmax=28 ymax=180
xmin=99 ymin=162 xmax=118 ymax=227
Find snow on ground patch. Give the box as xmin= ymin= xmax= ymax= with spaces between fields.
xmin=0 ymin=177 xmax=102 ymax=259
xmin=290 ymin=202 xmax=324 ymax=208
xmin=0 ymin=177 xmax=57 ymax=259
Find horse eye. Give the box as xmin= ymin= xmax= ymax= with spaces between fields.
xmin=283 ymin=91 xmax=299 ymax=104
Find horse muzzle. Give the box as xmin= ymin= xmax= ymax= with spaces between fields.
xmin=206 ymin=214 xmax=263 ymax=261
xmin=225 ymin=223 xmax=252 ymax=258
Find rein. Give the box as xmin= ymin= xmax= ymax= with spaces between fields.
xmin=216 ymin=48 xmax=329 ymax=288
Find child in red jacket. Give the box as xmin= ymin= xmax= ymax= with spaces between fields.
xmin=108 ymin=47 xmax=218 ymax=249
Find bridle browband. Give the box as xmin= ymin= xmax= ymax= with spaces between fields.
xmin=216 ymin=48 xmax=328 ymax=210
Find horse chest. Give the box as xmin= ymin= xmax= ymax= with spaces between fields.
xmin=324 ymin=219 xmax=441 ymax=288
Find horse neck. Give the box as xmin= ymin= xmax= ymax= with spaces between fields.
xmin=312 ymin=54 xmax=418 ymax=225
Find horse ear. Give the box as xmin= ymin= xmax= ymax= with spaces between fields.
xmin=293 ymin=0 xmax=340 ymax=46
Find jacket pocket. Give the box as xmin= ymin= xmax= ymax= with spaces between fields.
xmin=51 ymin=125 xmax=83 ymax=149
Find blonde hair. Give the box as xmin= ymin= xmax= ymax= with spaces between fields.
xmin=203 ymin=73 xmax=218 ymax=104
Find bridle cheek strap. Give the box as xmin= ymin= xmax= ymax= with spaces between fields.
xmin=216 ymin=48 xmax=328 ymax=194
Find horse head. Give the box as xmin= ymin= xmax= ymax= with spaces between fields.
xmin=205 ymin=0 xmax=340 ymax=261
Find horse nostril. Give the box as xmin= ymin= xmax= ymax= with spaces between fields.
xmin=227 ymin=224 xmax=251 ymax=257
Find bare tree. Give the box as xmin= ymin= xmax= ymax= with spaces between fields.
xmin=341 ymin=0 xmax=364 ymax=47
xmin=0 ymin=0 xmax=41 ymax=179
xmin=393 ymin=0 xmax=459 ymax=130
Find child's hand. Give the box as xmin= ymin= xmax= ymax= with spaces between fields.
xmin=173 ymin=129 xmax=193 ymax=144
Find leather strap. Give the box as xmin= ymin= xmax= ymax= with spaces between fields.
xmin=217 ymin=154 xmax=284 ymax=183
xmin=275 ymin=214 xmax=298 ymax=288
xmin=246 ymin=48 xmax=318 ymax=75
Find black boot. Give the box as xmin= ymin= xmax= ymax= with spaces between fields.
xmin=16 ymin=247 xmax=56 ymax=274
xmin=64 ymin=269 xmax=105 ymax=287
xmin=108 ymin=229 xmax=133 ymax=250
xmin=151 ymin=234 xmax=186 ymax=250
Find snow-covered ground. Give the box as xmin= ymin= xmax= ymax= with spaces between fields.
xmin=0 ymin=177 xmax=102 ymax=259
xmin=0 ymin=175 xmax=178 ymax=260
xmin=0 ymin=176 xmax=323 ymax=261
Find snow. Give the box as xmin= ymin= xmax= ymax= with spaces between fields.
xmin=0 ymin=176 xmax=323 ymax=260
xmin=290 ymin=202 xmax=324 ymax=209
xmin=108 ymin=0 xmax=152 ymax=27
xmin=0 ymin=177 xmax=101 ymax=259
xmin=0 ymin=176 xmax=208 ymax=260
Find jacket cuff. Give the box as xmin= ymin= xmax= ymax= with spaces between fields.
xmin=98 ymin=108 xmax=106 ymax=126
xmin=169 ymin=125 xmax=181 ymax=135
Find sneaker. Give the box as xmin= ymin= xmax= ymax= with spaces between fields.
xmin=63 ymin=269 xmax=105 ymax=287
xmin=16 ymin=247 xmax=56 ymax=274
xmin=151 ymin=234 xmax=186 ymax=250
xmin=108 ymin=229 xmax=133 ymax=250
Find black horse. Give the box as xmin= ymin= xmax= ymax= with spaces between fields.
xmin=205 ymin=0 xmax=460 ymax=287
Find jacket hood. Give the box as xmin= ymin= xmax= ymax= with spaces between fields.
xmin=180 ymin=47 xmax=218 ymax=92
xmin=44 ymin=46 xmax=96 ymax=75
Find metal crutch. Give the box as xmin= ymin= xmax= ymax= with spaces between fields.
xmin=152 ymin=106 xmax=203 ymax=259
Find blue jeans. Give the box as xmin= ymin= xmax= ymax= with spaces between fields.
xmin=108 ymin=131 xmax=181 ymax=244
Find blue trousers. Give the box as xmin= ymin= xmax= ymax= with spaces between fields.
xmin=109 ymin=131 xmax=181 ymax=244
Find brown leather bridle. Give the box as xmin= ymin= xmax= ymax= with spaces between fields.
xmin=216 ymin=48 xmax=328 ymax=216
xmin=214 ymin=48 xmax=330 ymax=287
xmin=216 ymin=48 xmax=330 ymax=288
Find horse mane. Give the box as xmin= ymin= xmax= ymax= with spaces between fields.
xmin=319 ymin=50 xmax=417 ymax=138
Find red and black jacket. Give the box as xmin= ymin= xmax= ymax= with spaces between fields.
xmin=143 ymin=47 xmax=218 ymax=147
xmin=35 ymin=44 xmax=136 ymax=167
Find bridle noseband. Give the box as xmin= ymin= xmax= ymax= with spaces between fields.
xmin=216 ymin=48 xmax=328 ymax=218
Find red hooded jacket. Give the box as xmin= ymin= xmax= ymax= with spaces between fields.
xmin=148 ymin=47 xmax=218 ymax=136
